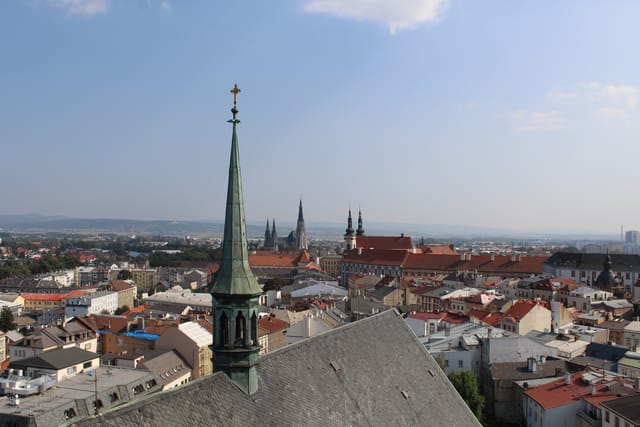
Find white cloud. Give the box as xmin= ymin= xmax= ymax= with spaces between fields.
xmin=47 ymin=0 xmax=108 ymax=16
xmin=597 ymin=84 xmax=640 ymax=110
xmin=593 ymin=107 xmax=628 ymax=123
xmin=160 ymin=1 xmax=171 ymax=12
xmin=508 ymin=110 xmax=565 ymax=132
xmin=546 ymin=89 xmax=577 ymax=102
xmin=304 ymin=0 xmax=448 ymax=34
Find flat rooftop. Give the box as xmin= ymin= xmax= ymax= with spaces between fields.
xmin=0 ymin=366 xmax=153 ymax=416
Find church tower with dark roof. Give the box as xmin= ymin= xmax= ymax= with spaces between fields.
xmin=264 ymin=218 xmax=271 ymax=249
xmin=295 ymin=199 xmax=308 ymax=250
xmin=210 ymin=85 xmax=263 ymax=395
xmin=356 ymin=209 xmax=365 ymax=236
xmin=344 ymin=209 xmax=356 ymax=251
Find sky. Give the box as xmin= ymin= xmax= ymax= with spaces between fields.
xmin=1 ymin=0 xmax=640 ymax=234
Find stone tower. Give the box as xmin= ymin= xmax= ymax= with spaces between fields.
xmin=210 ymin=85 xmax=263 ymax=395
xmin=295 ymin=199 xmax=308 ymax=250
xmin=344 ymin=209 xmax=356 ymax=251
xmin=356 ymin=209 xmax=365 ymax=237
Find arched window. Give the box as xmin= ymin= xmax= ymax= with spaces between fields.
xmin=251 ymin=311 xmax=258 ymax=345
xmin=220 ymin=312 xmax=229 ymax=346
xmin=235 ymin=312 xmax=246 ymax=346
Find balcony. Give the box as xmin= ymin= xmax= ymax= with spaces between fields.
xmin=577 ymin=409 xmax=601 ymax=427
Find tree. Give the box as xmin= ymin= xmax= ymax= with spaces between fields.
xmin=448 ymin=370 xmax=485 ymax=424
xmin=117 ymin=269 xmax=133 ymax=280
xmin=114 ymin=305 xmax=130 ymax=315
xmin=0 ymin=306 xmax=16 ymax=332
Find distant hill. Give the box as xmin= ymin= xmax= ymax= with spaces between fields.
xmin=0 ymin=215 xmax=618 ymax=241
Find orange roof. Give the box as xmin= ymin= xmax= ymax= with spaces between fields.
xmin=249 ymin=251 xmax=303 ymax=267
xmin=524 ymin=372 xmax=630 ymax=410
xmin=502 ymin=300 xmax=543 ymax=322
xmin=20 ymin=289 xmax=89 ymax=301
xmin=342 ymin=248 xmax=409 ymax=265
xmin=403 ymin=254 xmax=548 ymax=275
xmin=93 ymin=314 xmax=129 ymax=332
xmin=421 ymin=245 xmax=458 ymax=255
xmin=407 ymin=312 xmax=468 ymax=324
xmin=123 ymin=305 xmax=147 ymax=316
xmin=111 ymin=280 xmax=135 ymax=292
xmin=481 ymin=312 xmax=504 ymax=327
xmin=258 ymin=315 xmax=289 ymax=335
xmin=354 ymin=235 xmax=413 ymax=251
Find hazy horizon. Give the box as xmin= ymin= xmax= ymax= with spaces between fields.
xmin=2 ymin=1 xmax=639 ymax=234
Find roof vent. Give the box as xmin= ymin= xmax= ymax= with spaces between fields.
xmin=401 ymin=390 xmax=409 ymax=399
xmin=330 ymin=361 xmax=341 ymax=372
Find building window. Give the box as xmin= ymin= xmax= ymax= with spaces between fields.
xmin=605 ymin=411 xmax=610 ymax=422
xmin=458 ymin=360 xmax=463 ymax=368
xmin=83 ymin=361 xmax=92 ymax=369
xmin=444 ymin=359 xmax=449 ymax=368
xmin=571 ymin=270 xmax=575 ymax=277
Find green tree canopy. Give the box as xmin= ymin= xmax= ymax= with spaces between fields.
xmin=117 ymin=269 xmax=133 ymax=280
xmin=448 ymin=370 xmax=485 ymax=424
xmin=0 ymin=306 xmax=16 ymax=332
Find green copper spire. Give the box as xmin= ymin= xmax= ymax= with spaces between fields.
xmin=211 ymin=85 xmax=262 ymax=396
xmin=211 ymin=84 xmax=262 ymax=297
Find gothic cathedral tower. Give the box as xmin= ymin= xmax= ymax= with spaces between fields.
xmin=295 ymin=199 xmax=308 ymax=250
xmin=210 ymin=85 xmax=262 ymax=395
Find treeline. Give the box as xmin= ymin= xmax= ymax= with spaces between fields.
xmin=0 ymin=254 xmax=82 ymax=280
xmin=149 ymin=248 xmax=222 ymax=267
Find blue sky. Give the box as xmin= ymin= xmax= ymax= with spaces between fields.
xmin=1 ymin=0 xmax=640 ymax=234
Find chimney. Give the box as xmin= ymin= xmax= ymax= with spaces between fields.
xmin=635 ymin=377 xmax=640 ymax=392
xmin=565 ymin=371 xmax=571 ymax=385
xmin=589 ymin=383 xmax=596 ymax=395
xmin=528 ymin=357 xmax=537 ymax=373
xmin=490 ymin=254 xmax=495 ymax=262
xmin=460 ymin=253 xmax=465 ymax=261
xmin=357 ymin=247 xmax=362 ymax=255
xmin=511 ymin=254 xmax=517 ymax=262
xmin=467 ymin=253 xmax=472 ymax=262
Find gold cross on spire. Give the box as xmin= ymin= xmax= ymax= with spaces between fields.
xmin=230 ymin=84 xmax=241 ymax=121
xmin=231 ymin=84 xmax=241 ymax=106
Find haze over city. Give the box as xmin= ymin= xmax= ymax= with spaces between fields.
xmin=2 ymin=1 xmax=640 ymax=235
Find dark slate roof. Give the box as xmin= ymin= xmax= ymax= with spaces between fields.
xmin=11 ymin=347 xmax=98 ymax=370
xmin=490 ymin=359 xmax=567 ymax=381
xmin=545 ymin=252 xmax=640 ymax=272
xmin=72 ymin=310 xmax=480 ymax=427
xmin=585 ymin=342 xmax=629 ymax=361
xmin=601 ymin=394 xmax=640 ymax=423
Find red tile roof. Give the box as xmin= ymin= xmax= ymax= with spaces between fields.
xmin=502 ymin=300 xmax=546 ymax=322
xmin=407 ymin=312 xmax=469 ymax=324
xmin=354 ymin=236 xmax=413 ymax=251
xmin=403 ymin=254 xmax=548 ymax=275
xmin=249 ymin=250 xmax=315 ymax=268
xmin=342 ymin=248 xmax=409 ymax=265
xmin=111 ymin=280 xmax=135 ymax=292
xmin=421 ymin=245 xmax=458 ymax=255
xmin=525 ymin=372 xmax=634 ymax=410
xmin=20 ymin=290 xmax=90 ymax=301
xmin=258 ymin=315 xmax=289 ymax=335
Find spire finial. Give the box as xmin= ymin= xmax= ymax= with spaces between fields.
xmin=229 ymin=84 xmax=241 ymax=121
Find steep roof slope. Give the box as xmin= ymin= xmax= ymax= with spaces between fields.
xmin=74 ymin=310 xmax=480 ymax=427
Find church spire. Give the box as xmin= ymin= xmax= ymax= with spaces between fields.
xmin=210 ymin=85 xmax=262 ymax=395
xmin=295 ymin=199 xmax=308 ymax=250
xmin=356 ymin=209 xmax=365 ymax=236
xmin=344 ymin=208 xmax=356 ymax=251
xmin=264 ymin=218 xmax=271 ymax=249
xmin=345 ymin=209 xmax=354 ymax=236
